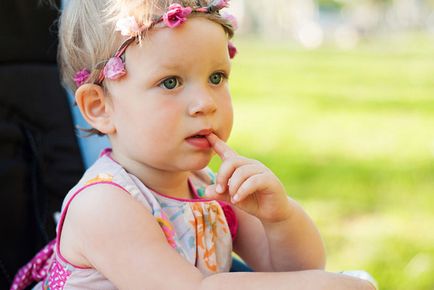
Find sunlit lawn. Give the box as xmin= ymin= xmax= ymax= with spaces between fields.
xmin=210 ymin=34 xmax=434 ymax=290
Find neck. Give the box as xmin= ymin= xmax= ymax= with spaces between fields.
xmin=110 ymin=150 xmax=193 ymax=200
xmin=145 ymin=170 xmax=192 ymax=199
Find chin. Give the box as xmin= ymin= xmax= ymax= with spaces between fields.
xmin=187 ymin=156 xmax=213 ymax=171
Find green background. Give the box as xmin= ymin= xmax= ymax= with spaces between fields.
xmin=210 ymin=33 xmax=434 ymax=290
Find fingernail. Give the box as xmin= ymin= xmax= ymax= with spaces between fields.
xmin=216 ymin=184 xmax=224 ymax=194
xmin=232 ymin=194 xmax=240 ymax=203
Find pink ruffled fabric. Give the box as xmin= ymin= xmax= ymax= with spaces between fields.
xmin=218 ymin=201 xmax=238 ymax=240
xmin=45 ymin=259 xmax=71 ymax=289
xmin=10 ymin=239 xmax=55 ymax=290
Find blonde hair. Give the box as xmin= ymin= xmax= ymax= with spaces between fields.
xmin=58 ymin=0 xmax=235 ymax=92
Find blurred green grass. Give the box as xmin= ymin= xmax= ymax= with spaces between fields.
xmin=210 ymin=34 xmax=434 ymax=290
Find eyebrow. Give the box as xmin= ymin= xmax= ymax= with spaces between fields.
xmin=159 ymin=61 xmax=183 ymax=70
xmin=213 ymin=60 xmax=231 ymax=69
xmin=155 ymin=59 xmax=230 ymax=73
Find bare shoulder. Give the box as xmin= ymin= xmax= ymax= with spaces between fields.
xmin=60 ymin=183 xmax=150 ymax=267
xmin=65 ymin=183 xmax=142 ymax=226
xmin=60 ymin=183 xmax=202 ymax=289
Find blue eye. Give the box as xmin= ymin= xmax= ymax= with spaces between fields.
xmin=160 ymin=77 xmax=179 ymax=90
xmin=209 ymin=72 xmax=224 ymax=85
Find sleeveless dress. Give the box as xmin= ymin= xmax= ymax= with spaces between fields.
xmin=11 ymin=149 xmax=238 ymax=290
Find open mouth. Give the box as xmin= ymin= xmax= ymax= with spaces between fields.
xmin=187 ymin=129 xmax=213 ymax=139
xmin=185 ymin=130 xmax=213 ymax=149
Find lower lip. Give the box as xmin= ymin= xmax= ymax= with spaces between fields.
xmin=185 ymin=136 xmax=211 ymax=150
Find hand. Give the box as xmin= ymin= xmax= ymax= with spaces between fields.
xmin=205 ymin=133 xmax=293 ymax=223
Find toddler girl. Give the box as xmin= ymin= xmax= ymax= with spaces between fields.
xmin=12 ymin=0 xmax=376 ymax=289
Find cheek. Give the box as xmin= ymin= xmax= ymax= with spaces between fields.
xmin=220 ymin=95 xmax=234 ymax=141
xmin=145 ymin=101 xmax=185 ymax=139
xmin=225 ymin=109 xmax=234 ymax=139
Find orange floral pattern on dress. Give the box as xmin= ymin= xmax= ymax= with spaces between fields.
xmin=157 ymin=215 xmax=177 ymax=249
xmin=84 ymin=173 xmax=113 ymax=185
xmin=189 ymin=202 xmax=230 ymax=273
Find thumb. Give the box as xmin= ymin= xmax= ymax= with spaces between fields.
xmin=205 ymin=184 xmax=231 ymax=202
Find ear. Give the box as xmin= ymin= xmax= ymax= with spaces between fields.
xmin=75 ymin=84 xmax=116 ymax=135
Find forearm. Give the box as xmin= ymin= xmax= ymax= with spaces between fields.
xmin=199 ymin=270 xmax=375 ymax=290
xmin=262 ymin=198 xmax=326 ymax=271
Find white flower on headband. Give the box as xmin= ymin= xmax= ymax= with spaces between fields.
xmin=115 ymin=16 xmax=142 ymax=37
xmin=83 ymin=1 xmax=237 ymax=86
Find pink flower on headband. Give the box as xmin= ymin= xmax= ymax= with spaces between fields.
xmin=115 ymin=16 xmax=141 ymax=37
xmin=221 ymin=12 xmax=238 ymax=30
xmin=228 ymin=41 xmax=237 ymax=59
xmin=163 ymin=4 xmax=192 ymax=28
xmin=213 ymin=0 xmax=230 ymax=9
xmin=103 ymin=57 xmax=127 ymax=80
xmin=73 ymin=69 xmax=90 ymax=87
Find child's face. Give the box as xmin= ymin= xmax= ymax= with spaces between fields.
xmin=106 ymin=17 xmax=233 ymax=174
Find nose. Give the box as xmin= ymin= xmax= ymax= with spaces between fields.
xmin=188 ymin=89 xmax=217 ymax=116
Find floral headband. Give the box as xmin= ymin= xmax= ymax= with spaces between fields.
xmin=73 ymin=0 xmax=238 ymax=87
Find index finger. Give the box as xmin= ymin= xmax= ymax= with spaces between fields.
xmin=207 ymin=133 xmax=237 ymax=160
